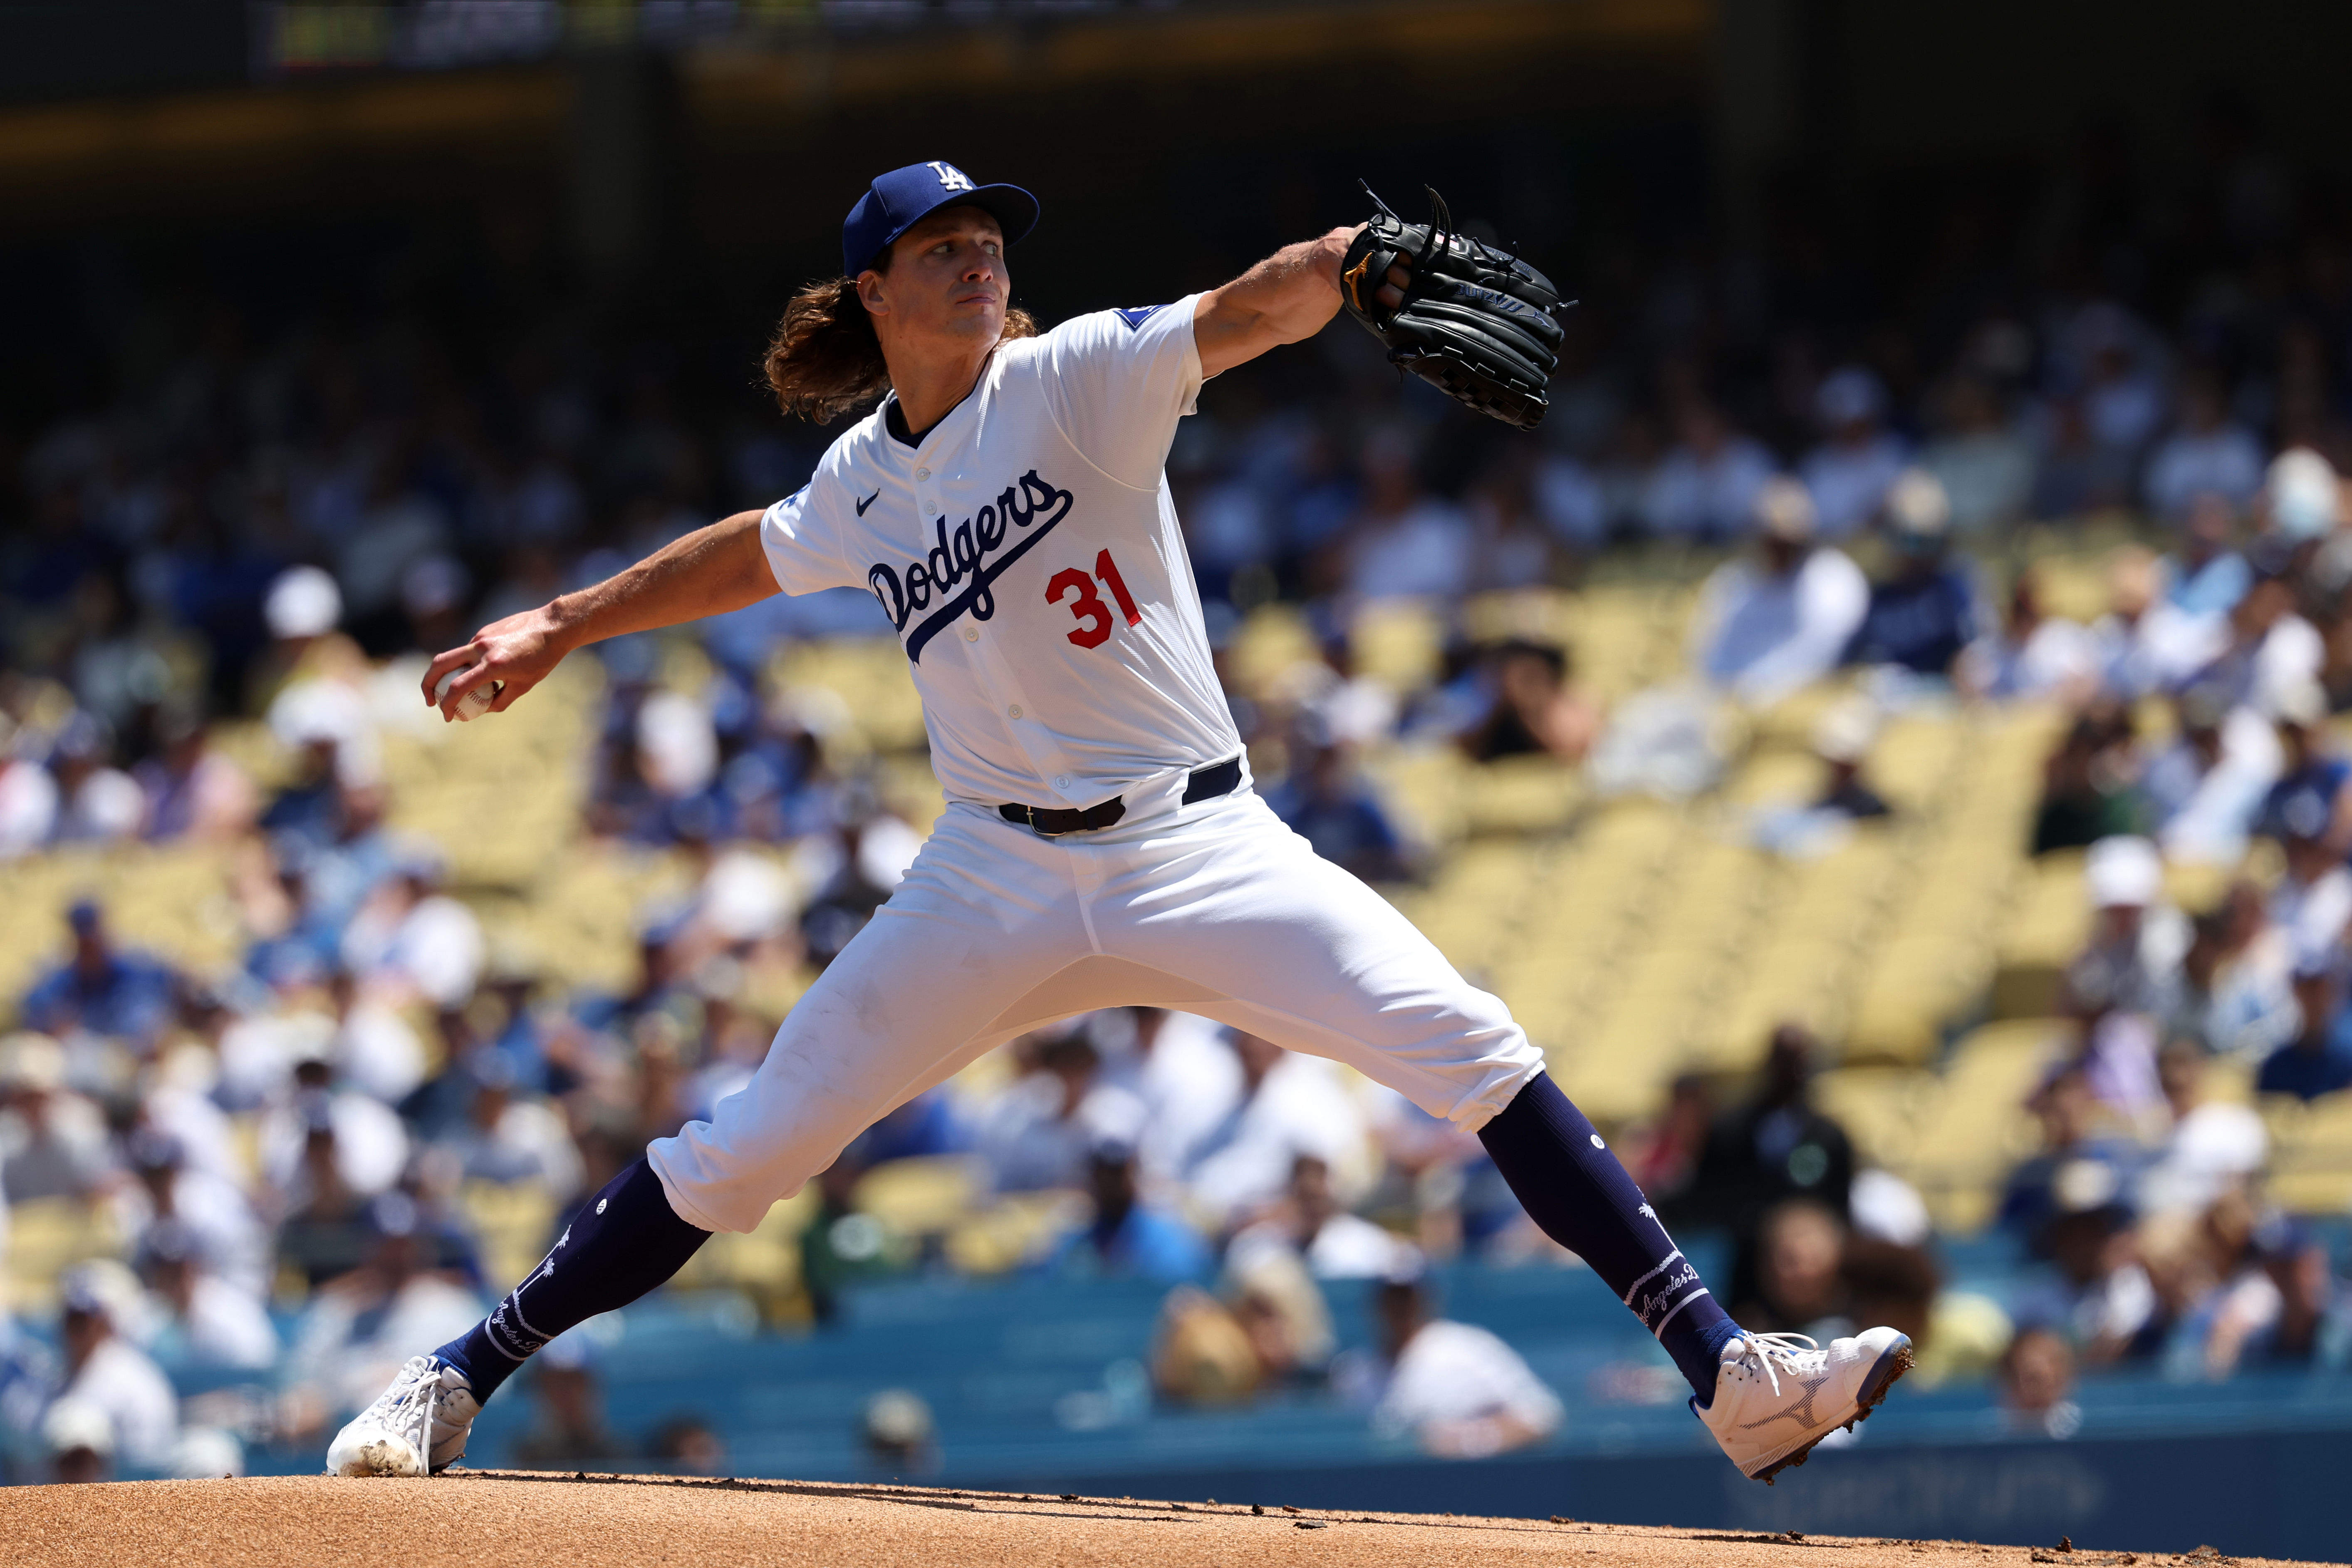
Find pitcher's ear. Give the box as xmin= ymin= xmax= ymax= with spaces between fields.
xmin=856 ymin=271 xmax=888 ymax=315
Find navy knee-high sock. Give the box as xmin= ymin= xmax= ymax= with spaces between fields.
xmin=435 ymin=1157 xmax=711 ymax=1405
xmin=1477 ymin=1073 xmax=1743 ymax=1403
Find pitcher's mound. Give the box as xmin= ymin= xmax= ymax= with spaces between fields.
xmin=0 ymin=1471 xmax=2331 ymax=1568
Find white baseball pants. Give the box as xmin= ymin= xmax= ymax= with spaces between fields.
xmin=647 ymin=767 xmax=1545 ymax=1233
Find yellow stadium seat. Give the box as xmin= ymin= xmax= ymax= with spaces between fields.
xmin=2258 ymin=1093 xmax=2352 ymax=1214
xmin=1460 ymin=756 xmax=1584 ymax=836
xmin=460 ymin=1181 xmax=560 ymax=1290
xmin=1992 ymin=852 xmax=2092 ymax=1018
xmin=944 ymin=1190 xmax=1088 ymax=1275
xmin=1811 ymin=1065 xmax=1938 ymax=1173
xmin=1869 ymin=716 xmax=1964 ymax=813
xmin=853 ymin=1155 xmax=987 ymax=1235
xmin=4 ymin=1196 xmax=123 ymax=1316
xmin=1698 ymin=936 xmax=1857 ymax=1065
xmin=1903 ymin=1019 xmax=2071 ymax=1231
xmin=1843 ymin=934 xmax=1995 ymax=1066
xmin=667 ymin=1190 xmax=819 ymax=1322
xmin=1349 ymin=600 xmax=1444 ymax=693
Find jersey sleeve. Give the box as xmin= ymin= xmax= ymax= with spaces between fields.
xmin=1034 ymin=294 xmax=1204 ymax=490
xmin=758 ymin=477 xmax=859 ymax=597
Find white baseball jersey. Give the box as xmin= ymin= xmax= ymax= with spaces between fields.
xmin=758 ymin=296 xmax=1240 ymax=808
xmin=650 ymin=294 xmax=1547 ymax=1235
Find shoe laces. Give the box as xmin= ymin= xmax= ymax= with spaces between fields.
xmin=1732 ymin=1332 xmax=1820 ymax=1400
xmin=370 ymin=1355 xmax=443 ymax=1448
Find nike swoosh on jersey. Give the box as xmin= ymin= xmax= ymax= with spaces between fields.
xmin=855 ymin=489 xmax=881 ymax=516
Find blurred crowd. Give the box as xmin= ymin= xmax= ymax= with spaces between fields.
xmin=12 ymin=98 xmax=2352 ymax=1481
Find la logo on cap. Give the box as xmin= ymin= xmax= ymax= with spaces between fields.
xmin=927 ymin=161 xmax=976 ymax=193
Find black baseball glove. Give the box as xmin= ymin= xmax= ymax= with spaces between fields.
xmin=1339 ymin=183 xmax=1565 ymax=430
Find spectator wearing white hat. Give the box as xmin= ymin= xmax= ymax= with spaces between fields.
xmin=1688 ymin=478 xmax=1869 ymax=708
xmin=42 ymin=1395 xmax=116 ymax=1484
xmin=1807 ymin=700 xmax=1893 ymax=821
xmin=50 ymin=1263 xmax=178 ymax=1472
xmin=2137 ymin=1041 xmax=2268 ymax=1219
xmin=2262 ymin=446 xmax=2342 ymax=544
xmin=264 ymin=564 xmax=343 ymax=647
xmin=0 ymin=1032 xmax=112 ymax=1203
xmin=2062 ymin=837 xmax=2189 ymax=1026
xmin=0 ymin=744 xmax=59 ymax=860
xmin=1349 ymin=1256 xmax=1562 ymax=1459
xmin=1842 ymin=469 xmax=1986 ymax=681
xmin=1800 ymin=368 xmax=1909 ymax=540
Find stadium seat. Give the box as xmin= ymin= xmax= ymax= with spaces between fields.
xmin=854 ymin=1155 xmax=987 ymax=1235
xmin=2258 ymin=1092 xmax=2352 ymax=1214
xmin=3 ymin=1196 xmax=123 ymax=1316
xmin=666 ymin=1190 xmax=821 ymax=1321
xmin=460 ymin=1180 xmax=560 ymax=1290
xmin=1901 ymin=1019 xmax=2071 ymax=1231
xmin=1992 ymin=851 xmax=2092 ymax=1018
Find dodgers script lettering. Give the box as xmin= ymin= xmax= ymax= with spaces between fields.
xmin=867 ymin=469 xmax=1075 ymax=662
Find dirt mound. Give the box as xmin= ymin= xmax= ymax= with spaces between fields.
xmin=2 ymin=1472 xmax=2334 ymax=1568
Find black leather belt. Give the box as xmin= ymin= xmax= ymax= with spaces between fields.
xmin=1000 ymin=755 xmax=1243 ymax=837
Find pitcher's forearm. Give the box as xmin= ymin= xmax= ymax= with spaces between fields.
xmin=1194 ymin=228 xmax=1357 ymax=377
xmin=546 ymin=511 xmax=777 ymax=650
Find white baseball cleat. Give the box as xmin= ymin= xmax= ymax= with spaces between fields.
xmin=325 ymin=1355 xmax=480 ymax=1477
xmin=1694 ymin=1327 xmax=1913 ymax=1483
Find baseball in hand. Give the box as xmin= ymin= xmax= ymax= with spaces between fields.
xmin=434 ymin=671 xmax=505 ymax=722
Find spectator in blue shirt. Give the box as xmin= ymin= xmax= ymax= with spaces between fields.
xmin=2257 ymin=961 xmax=2352 ymax=1101
xmin=1844 ymin=470 xmax=1982 ymax=679
xmin=19 ymin=901 xmax=178 ymax=1052
xmin=2259 ymin=679 xmax=2352 ymax=848
xmin=2162 ymin=492 xmax=2252 ymax=618
xmin=1264 ymin=736 xmax=1413 ymax=884
xmin=1047 ymin=1141 xmax=1211 ymax=1283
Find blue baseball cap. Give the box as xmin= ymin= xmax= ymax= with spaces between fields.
xmin=842 ymin=160 xmax=1039 ymax=276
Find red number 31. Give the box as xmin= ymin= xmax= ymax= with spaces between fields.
xmin=1046 ymin=548 xmax=1143 ymax=649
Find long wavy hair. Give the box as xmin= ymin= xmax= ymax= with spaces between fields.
xmin=763 ymin=253 xmax=1037 ymax=425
